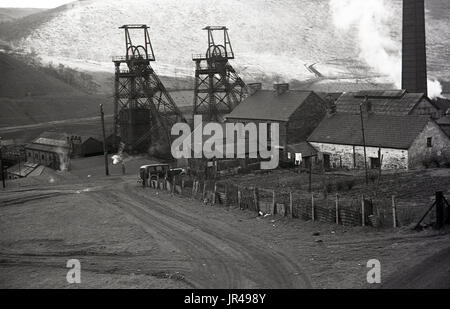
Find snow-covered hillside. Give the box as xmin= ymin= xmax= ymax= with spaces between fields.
xmin=2 ymin=0 xmax=449 ymax=91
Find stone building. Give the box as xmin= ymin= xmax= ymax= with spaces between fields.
xmin=225 ymin=84 xmax=328 ymax=161
xmin=307 ymin=113 xmax=450 ymax=170
xmin=69 ymin=135 xmax=104 ymax=158
xmin=25 ymin=132 xmax=71 ymax=170
xmin=437 ymin=114 xmax=450 ymax=138
xmin=335 ymin=90 xmax=440 ymax=118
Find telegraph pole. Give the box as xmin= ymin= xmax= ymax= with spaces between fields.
xmin=100 ymin=104 xmax=109 ymax=176
xmin=360 ymin=97 xmax=369 ymax=185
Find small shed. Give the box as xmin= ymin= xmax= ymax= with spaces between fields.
xmin=286 ymin=142 xmax=318 ymax=167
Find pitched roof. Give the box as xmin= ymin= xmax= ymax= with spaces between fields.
xmin=173 ymin=120 xmax=265 ymax=158
xmin=32 ymin=131 xmax=70 ymax=148
xmin=433 ymin=97 xmax=450 ymax=112
xmin=7 ymin=162 xmax=40 ymax=177
xmin=335 ymin=90 xmax=429 ymax=115
xmin=437 ymin=115 xmax=450 ymax=126
xmin=437 ymin=116 xmax=450 ymax=137
xmin=307 ymin=113 xmax=431 ymax=149
xmin=26 ymin=143 xmax=70 ymax=154
xmin=286 ymin=142 xmax=318 ymax=157
xmin=225 ymin=90 xmax=318 ymax=121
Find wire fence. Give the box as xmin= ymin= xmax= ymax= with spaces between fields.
xmin=146 ymin=175 xmax=441 ymax=229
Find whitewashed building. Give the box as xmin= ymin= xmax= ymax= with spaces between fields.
xmin=307 ymin=113 xmax=450 ymax=170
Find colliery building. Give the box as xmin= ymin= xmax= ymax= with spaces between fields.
xmin=26 ymin=132 xmax=71 ymax=171
xmin=334 ymin=90 xmax=440 ymax=118
xmin=307 ymin=99 xmax=450 ymax=170
xmin=25 ymin=132 xmax=104 ymax=171
xmin=225 ymin=83 xmax=328 ymax=161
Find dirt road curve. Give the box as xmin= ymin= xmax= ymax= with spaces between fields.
xmin=88 ymin=182 xmax=311 ymax=288
xmin=3 ymin=174 xmax=450 ymax=288
xmin=0 ymin=180 xmax=311 ymax=288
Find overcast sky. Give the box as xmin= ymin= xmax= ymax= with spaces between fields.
xmin=0 ymin=0 xmax=73 ymax=8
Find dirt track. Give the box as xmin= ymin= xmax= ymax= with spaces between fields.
xmin=0 ymin=179 xmax=311 ymax=288
xmin=1 ymin=172 xmax=450 ymax=289
xmin=91 ymin=182 xmax=311 ymax=288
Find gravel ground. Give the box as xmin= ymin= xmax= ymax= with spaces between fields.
xmin=1 ymin=157 xmax=449 ymax=289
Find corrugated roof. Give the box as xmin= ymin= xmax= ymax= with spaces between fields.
xmin=32 ymin=131 xmax=70 ymax=148
xmin=26 ymin=143 xmax=70 ymax=154
xmin=307 ymin=113 xmax=431 ymax=149
xmin=226 ymin=90 xmax=316 ymax=121
xmin=7 ymin=162 xmax=40 ymax=177
xmin=335 ymin=91 xmax=427 ymax=115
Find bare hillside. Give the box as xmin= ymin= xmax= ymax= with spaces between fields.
xmin=0 ymin=0 xmax=448 ymax=90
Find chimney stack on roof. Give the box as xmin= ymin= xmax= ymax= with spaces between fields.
xmin=326 ymin=94 xmax=337 ymax=117
xmin=273 ymin=83 xmax=289 ymax=95
xmin=247 ymin=82 xmax=262 ymax=95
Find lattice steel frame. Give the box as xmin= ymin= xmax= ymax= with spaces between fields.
xmin=192 ymin=26 xmax=248 ymax=122
xmin=113 ymin=24 xmax=185 ymax=153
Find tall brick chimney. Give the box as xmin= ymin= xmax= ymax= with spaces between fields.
xmin=402 ymin=0 xmax=427 ymax=95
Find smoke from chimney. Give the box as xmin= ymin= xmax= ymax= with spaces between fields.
xmin=329 ymin=0 xmax=444 ymax=99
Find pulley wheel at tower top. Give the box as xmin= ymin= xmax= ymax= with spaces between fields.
xmin=206 ymin=45 xmax=227 ymax=59
xmin=127 ymin=45 xmax=147 ymax=60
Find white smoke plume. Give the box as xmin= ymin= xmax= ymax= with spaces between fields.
xmin=112 ymin=142 xmax=125 ymax=165
xmin=329 ymin=0 xmax=401 ymax=87
xmin=329 ymin=0 xmax=444 ymax=99
xmin=428 ymin=79 xmax=444 ymax=99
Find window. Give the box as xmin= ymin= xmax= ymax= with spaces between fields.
xmin=370 ymin=157 xmax=381 ymax=169
xmin=42 ymin=154 xmax=45 ymax=160
xmin=427 ymin=137 xmax=432 ymax=148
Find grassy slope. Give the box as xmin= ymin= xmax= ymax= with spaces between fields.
xmin=0 ymin=53 xmax=81 ymax=98
xmin=0 ymin=53 xmax=112 ymax=127
xmin=0 ymin=8 xmax=45 ymax=23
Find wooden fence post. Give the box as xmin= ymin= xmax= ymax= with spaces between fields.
xmin=254 ymin=187 xmax=259 ymax=213
xmin=202 ymin=182 xmax=206 ymax=200
xmin=271 ymin=190 xmax=276 ymax=215
xmin=361 ymin=195 xmax=365 ymax=227
xmin=289 ymin=191 xmax=293 ymax=218
xmin=225 ymin=184 xmax=228 ymax=206
xmin=392 ymin=195 xmax=397 ymax=228
xmin=335 ymin=193 xmax=339 ymax=225
xmin=311 ymin=194 xmax=315 ymax=221
xmin=238 ymin=188 xmax=242 ymax=210
xmin=173 ymin=175 xmax=177 ymax=194
xmin=213 ymin=182 xmax=217 ymax=205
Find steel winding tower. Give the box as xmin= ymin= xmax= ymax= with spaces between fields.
xmin=192 ymin=26 xmax=248 ymax=122
xmin=113 ymin=24 xmax=185 ymax=155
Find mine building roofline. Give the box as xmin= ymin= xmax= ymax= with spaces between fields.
xmin=119 ymin=24 xmax=149 ymax=29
